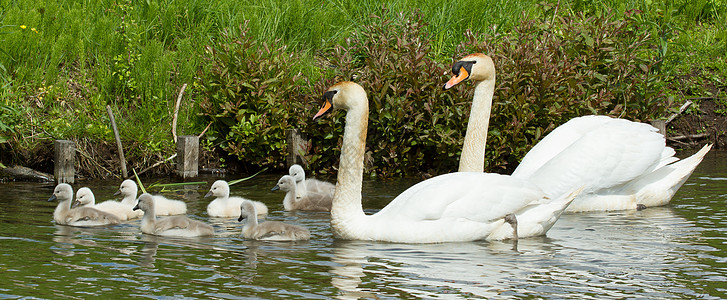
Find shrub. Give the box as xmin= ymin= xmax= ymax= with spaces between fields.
xmin=196 ymin=23 xmax=318 ymax=169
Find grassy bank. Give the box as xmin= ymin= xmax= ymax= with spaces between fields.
xmin=0 ymin=0 xmax=725 ymax=178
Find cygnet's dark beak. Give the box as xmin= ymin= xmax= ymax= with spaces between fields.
xmin=271 ymin=185 xmax=280 ymax=192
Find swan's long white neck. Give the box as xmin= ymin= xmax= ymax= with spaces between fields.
xmin=283 ymin=185 xmax=297 ymax=210
xmin=140 ymin=204 xmax=157 ymax=233
xmin=122 ymin=189 xmax=138 ymax=206
xmin=330 ymin=95 xmax=369 ymax=239
xmin=458 ymin=77 xmax=495 ymax=173
xmin=54 ymin=199 xmax=71 ymax=224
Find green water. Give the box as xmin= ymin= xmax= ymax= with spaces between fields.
xmin=1 ymin=150 xmax=726 ymax=299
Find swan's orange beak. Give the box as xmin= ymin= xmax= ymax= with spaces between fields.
xmin=444 ymin=67 xmax=469 ymax=89
xmin=313 ymin=99 xmax=332 ymax=120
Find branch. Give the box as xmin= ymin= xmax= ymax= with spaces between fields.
xmin=75 ymin=146 xmax=120 ymax=179
xmin=665 ymin=100 xmax=692 ymax=125
xmin=172 ymin=83 xmax=188 ymax=144
xmin=198 ymin=121 xmax=213 ymax=139
xmin=667 ymin=132 xmax=709 ymax=141
xmin=106 ymin=105 xmax=128 ymax=178
xmin=135 ymin=153 xmax=178 ymax=178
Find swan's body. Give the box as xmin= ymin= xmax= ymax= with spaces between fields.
xmin=272 ymin=175 xmax=332 ymax=211
xmin=445 ymin=53 xmax=712 ymax=212
xmin=133 ymin=193 xmax=214 ymax=237
xmin=75 ymin=187 xmax=141 ymax=220
xmin=313 ymin=81 xmax=580 ymax=243
xmin=48 ymin=184 xmax=121 ymax=226
xmin=205 ymin=180 xmax=268 ymax=218
xmin=238 ymin=200 xmax=310 ymax=241
xmin=289 ymin=164 xmax=336 ymax=199
xmin=115 ymin=179 xmax=187 ymax=216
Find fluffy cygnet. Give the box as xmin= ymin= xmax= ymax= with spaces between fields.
xmin=133 ymin=193 xmax=214 ymax=237
xmin=238 ymin=200 xmax=310 ymax=241
xmin=272 ymin=175 xmax=332 ymax=211
xmin=205 ymin=180 xmax=268 ymax=218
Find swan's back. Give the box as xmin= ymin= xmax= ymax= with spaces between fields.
xmin=512 ymin=115 xmax=711 ymax=211
xmin=95 ymin=200 xmax=143 ymax=220
xmin=208 ymin=196 xmax=268 ymax=217
xmin=153 ymin=215 xmax=214 ymax=237
xmin=512 ymin=115 xmax=615 ymax=179
xmin=135 ymin=193 xmax=213 ymax=237
xmin=513 ymin=116 xmax=667 ymax=198
xmin=304 ymin=178 xmax=336 ymax=196
xmin=245 ymin=221 xmax=310 ymax=241
xmin=82 ymin=186 xmax=142 ymax=220
xmin=152 ymin=194 xmax=187 ymax=216
xmin=65 ymin=206 xmax=121 ymax=226
xmin=376 ymin=172 xmax=544 ymax=223
xmin=294 ymin=191 xmax=332 ymax=211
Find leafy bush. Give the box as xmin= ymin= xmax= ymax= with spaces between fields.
xmin=197 ymin=8 xmax=674 ymax=177
xmin=196 ymin=23 xmax=318 ymax=169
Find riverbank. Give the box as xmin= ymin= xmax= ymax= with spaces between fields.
xmin=1 ymin=1 xmax=725 ymax=179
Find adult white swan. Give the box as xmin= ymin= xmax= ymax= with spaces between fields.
xmin=444 ymin=53 xmax=712 ymax=212
xmin=312 ymin=81 xmax=580 ymax=243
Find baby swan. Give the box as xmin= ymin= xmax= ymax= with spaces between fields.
xmin=48 ymin=183 xmax=121 ymax=226
xmin=289 ymin=164 xmax=335 ymax=199
xmin=272 ymin=175 xmax=332 ymax=211
xmin=75 ymin=187 xmax=141 ymax=220
xmin=133 ymin=193 xmax=214 ymax=237
xmin=205 ymin=180 xmax=268 ymax=218
xmin=115 ymin=179 xmax=187 ymax=216
xmin=238 ymin=200 xmax=310 ymax=241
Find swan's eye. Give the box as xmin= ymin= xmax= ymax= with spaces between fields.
xmin=451 ymin=60 xmax=476 ymax=76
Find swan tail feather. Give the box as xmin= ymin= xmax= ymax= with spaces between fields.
xmin=634 ymin=143 xmax=712 ymax=207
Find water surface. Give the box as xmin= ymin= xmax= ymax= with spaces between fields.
xmin=1 ymin=150 xmax=726 ymax=299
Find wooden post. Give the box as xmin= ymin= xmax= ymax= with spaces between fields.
xmin=286 ymin=129 xmax=308 ymax=168
xmin=54 ymin=140 xmax=75 ymax=184
xmin=176 ymin=135 xmax=199 ymax=178
xmin=650 ymin=120 xmax=667 ymax=138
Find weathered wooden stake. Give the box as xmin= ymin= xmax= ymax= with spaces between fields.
xmin=176 ymin=135 xmax=199 ymax=178
xmin=650 ymin=120 xmax=667 ymax=138
xmin=54 ymin=140 xmax=75 ymax=184
xmin=106 ymin=105 xmax=128 ymax=178
xmin=286 ymin=129 xmax=308 ymax=168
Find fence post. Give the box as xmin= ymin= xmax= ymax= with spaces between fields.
xmin=176 ymin=135 xmax=199 ymax=178
xmin=54 ymin=140 xmax=75 ymax=184
xmin=286 ymin=129 xmax=308 ymax=168
xmin=650 ymin=120 xmax=667 ymax=138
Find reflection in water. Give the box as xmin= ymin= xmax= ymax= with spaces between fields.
xmin=329 ymin=206 xmax=704 ymax=299
xmin=138 ymin=239 xmax=158 ymax=268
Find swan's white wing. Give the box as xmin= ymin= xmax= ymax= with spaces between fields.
xmin=375 ymin=172 xmax=544 ymax=223
xmin=520 ymin=118 xmax=666 ymax=198
xmin=513 ymin=115 xmax=614 ymax=178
